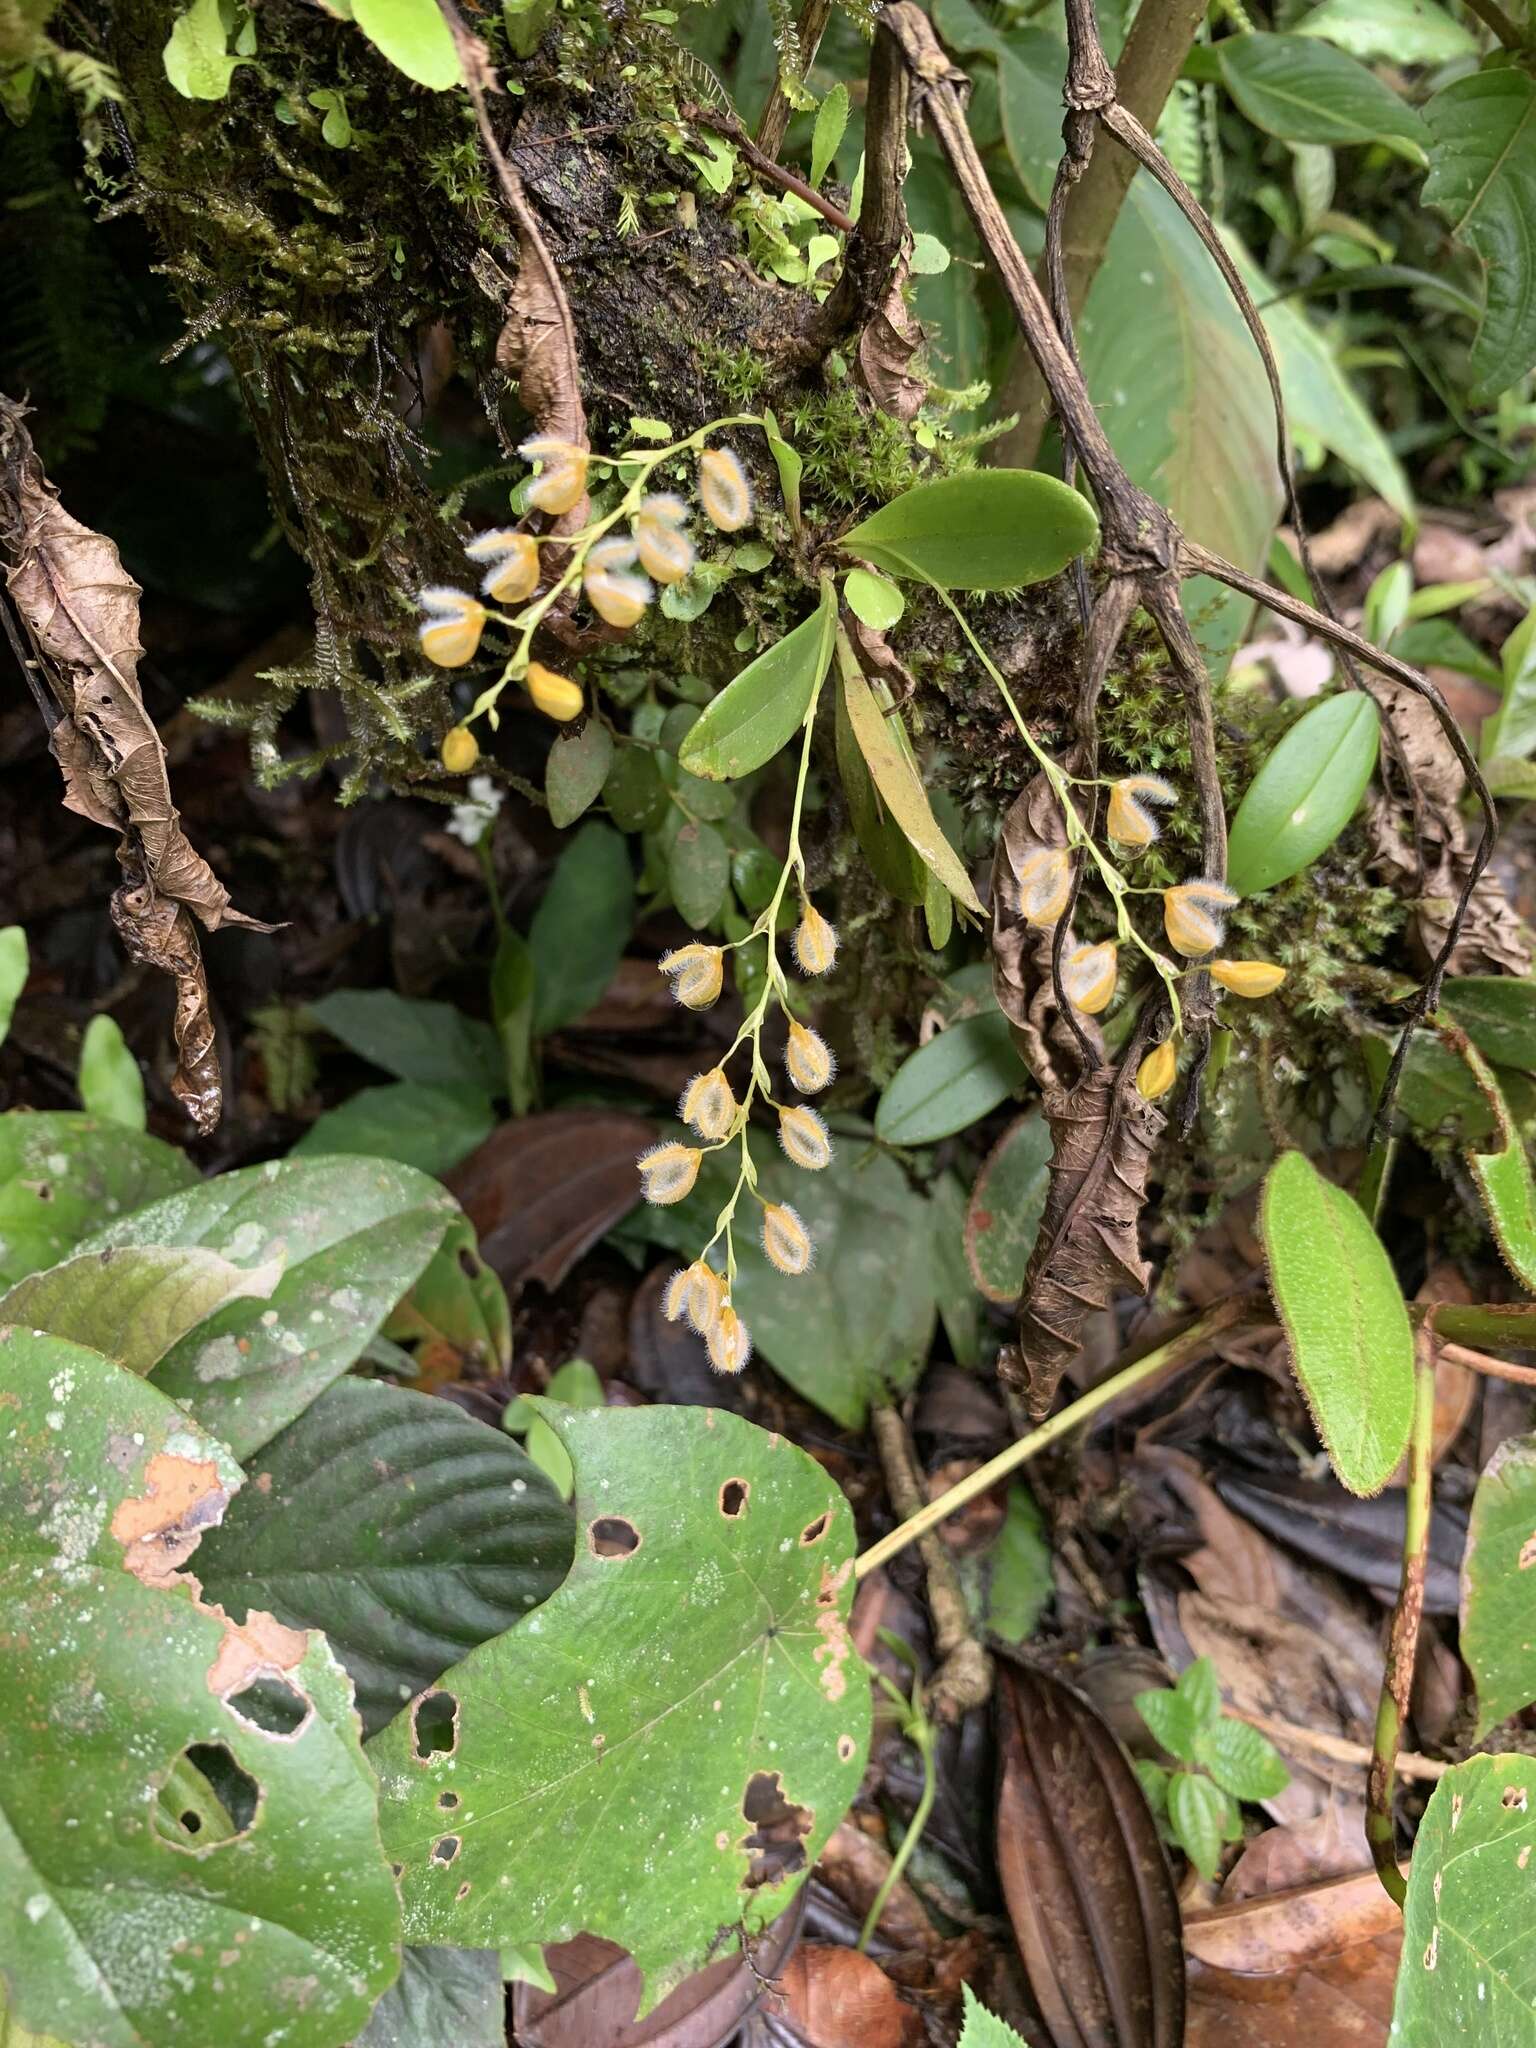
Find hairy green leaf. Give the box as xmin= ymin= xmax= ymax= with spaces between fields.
xmin=1424 ymin=70 xmax=1536 ymax=400
xmin=1136 ymin=1687 xmax=1199 ymax=1766
xmin=1259 ymin=1149 xmax=1415 ymax=1495
xmin=197 ymin=1377 xmax=572 ymax=1735
xmin=876 ymin=1012 xmax=1025 ymax=1146
xmin=369 ymin=1403 xmax=869 ymax=2014
xmin=1463 ymin=1048 xmax=1536 ymax=1293
xmin=0 ymin=1112 xmax=197 ymax=1289
xmin=0 ymin=1244 xmax=281 ymax=1377
xmin=1194 ymin=1718 xmax=1290 ymax=1802
xmin=1226 ymin=693 xmax=1380 ymax=896
xmin=1443 ymin=978 xmax=1536 ymax=1078
xmin=1219 ymin=32 xmax=1428 ymax=161
xmin=1462 ymin=1433 xmax=1536 ymax=1737
xmin=840 ymin=470 xmax=1097 ymax=592
xmin=679 ymin=582 xmax=835 ymax=781
xmin=0 ymin=1330 xmax=400 ymax=2047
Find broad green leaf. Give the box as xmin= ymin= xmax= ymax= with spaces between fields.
xmin=1135 ymin=1686 xmax=1199 ymax=1766
xmin=502 ymin=0 xmax=555 ymax=59
xmin=76 ymin=1014 xmax=146 ymax=1131
xmin=308 ymin=989 xmax=503 ymax=1094
xmin=840 ymin=651 xmax=984 ymax=913
xmin=1394 ymin=1754 xmax=1536 ymax=2038
xmin=603 ymin=742 xmax=667 ymax=831
xmin=928 ymin=1169 xmax=981 ymax=1370
xmin=197 ymin=1377 xmax=572 ymax=1735
xmin=1194 ymin=1718 xmax=1290 ymax=1802
xmin=809 ymin=81 xmax=848 ymax=189
xmin=1424 ymin=70 xmax=1536 ymax=400
xmin=357 ymin=1948 xmax=504 ymax=2048
xmin=839 ymin=471 xmax=1097 ymax=593
xmin=1362 ymin=1026 xmax=1501 ymax=1145
xmin=1485 ymin=756 xmax=1536 ymax=802
xmin=1394 ymin=618 xmax=1502 ymax=687
xmin=959 ymin=1985 xmax=1029 ymax=2048
xmin=1294 ymin=0 xmax=1475 ymax=64
xmin=667 ymin=817 xmax=730 ymax=928
xmin=77 ymin=1155 xmax=461 ymax=1458
xmin=1461 ymin=1433 xmax=1536 ymax=1736
xmin=352 ymin=0 xmax=460 ymax=87
xmin=369 ymin=1403 xmax=870 ymax=2013
xmin=1218 ymin=33 xmax=1428 ymax=162
xmin=1443 ymin=978 xmax=1536 ymax=1077
xmin=546 ymin=718 xmax=614 ymax=828
xmin=876 ymin=1012 xmax=1025 ymax=1146
xmin=0 ymin=1330 xmax=400 ymax=2048
xmin=1259 ymin=1149 xmax=1415 ymax=1495
xmin=1482 ymin=605 xmax=1536 ymax=765
xmin=833 ymin=663 xmax=925 ymax=904
xmin=930 ymin=0 xmax=1064 ymax=208
xmin=1464 ymin=1051 xmax=1536 ymax=1292
xmin=964 ymin=1112 xmax=1052 ymax=1303
xmin=1226 ymin=693 xmax=1381 ymax=897
xmin=679 ymin=582 xmax=835 ymax=782
xmin=294 ymin=1080 xmax=495 ymax=1176
xmin=529 ymin=820 xmax=633 ymax=1034
xmin=732 ymin=1147 xmax=938 ymax=1429
xmin=0 ymin=1244 xmax=281 ymax=1376
xmin=385 ymin=1212 xmax=512 ymax=1373
xmin=1168 ymin=1770 xmax=1228 ymax=1882
xmin=844 ymin=566 xmax=904 ymax=630
xmin=0 ymin=1111 xmax=197 ymax=1288
xmin=0 ymin=927 xmax=25 ymax=1048
xmin=162 ymin=0 xmax=242 ymax=99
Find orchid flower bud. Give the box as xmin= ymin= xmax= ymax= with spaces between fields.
xmin=519 ymin=436 xmax=589 ymax=516
xmin=784 ymin=1020 xmax=834 ymax=1094
xmin=417 ymin=587 xmax=487 ymax=668
xmin=792 ymin=902 xmax=838 ymax=976
xmin=1163 ymin=879 xmax=1238 ymax=957
xmin=636 ymin=1141 xmax=702 ymax=1206
xmin=1210 ymin=958 xmax=1287 ymax=998
xmin=1106 ymin=774 xmax=1176 ymax=849
xmin=440 ymin=725 xmax=479 ymax=774
xmin=679 ymin=1067 xmax=737 ymax=1143
xmin=524 ymin=661 xmax=584 ymax=722
xmin=761 ymin=1202 xmax=813 ymax=1276
xmin=778 ymin=1104 xmax=832 ymax=1171
xmin=1136 ymin=1040 xmax=1178 ymax=1101
xmin=699 ymin=446 xmax=753 ymax=532
xmin=659 ymin=943 xmax=724 ymax=1010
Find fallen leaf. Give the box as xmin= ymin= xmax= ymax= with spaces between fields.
xmin=777 ymin=1944 xmax=924 ymax=2048
xmin=1222 ymin=1806 xmax=1372 ymax=1904
xmin=446 ymin=1108 xmax=655 ymax=1292
xmin=995 ymin=1658 xmax=1185 ymax=2048
xmin=1184 ymin=1871 xmax=1401 ymax=2047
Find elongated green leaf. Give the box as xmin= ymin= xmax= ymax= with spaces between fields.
xmin=1443 ymin=978 xmax=1536 ymax=1077
xmin=546 ymin=718 xmax=614 ymax=828
xmin=358 ymin=1948 xmax=504 ymax=2048
xmin=1226 ymin=693 xmax=1380 ymax=896
xmin=1482 ymin=606 xmax=1536 ymax=765
xmin=1168 ymin=1770 xmax=1228 ymax=1882
xmin=76 ymin=1014 xmax=146 ymax=1130
xmin=1294 ymin=0 xmax=1475 ymax=63
xmin=0 ymin=1111 xmax=197 ymax=1288
xmin=809 ymin=81 xmax=848 ymax=188
xmin=1394 ymin=1754 xmax=1536 ymax=2038
xmin=295 ymin=1080 xmax=496 ymax=1177
xmin=0 ymin=927 xmax=26 ymax=1049
xmin=1463 ymin=1049 xmax=1536 ymax=1292
xmin=833 ymin=665 xmax=925 ymax=903
xmin=0 ymin=1330 xmax=400 ymax=2048
xmin=1258 ymin=1149 xmax=1415 ymax=1495
xmin=1462 ymin=1433 xmax=1536 ymax=1736
xmin=679 ymin=582 xmax=835 ymax=782
xmin=77 ymin=1155 xmax=461 ymax=1458
xmin=308 ymin=989 xmax=503 ymax=1094
xmin=1219 ymin=33 xmax=1428 ymax=161
xmin=0 ymin=1245 xmax=282 ymax=1376
xmin=369 ymin=1403 xmax=869 ymax=2014
xmin=840 ymin=471 xmax=1097 ymax=592
xmin=840 ymin=648 xmax=983 ymax=913
xmin=197 ymin=1377 xmax=572 ymax=1735
xmin=529 ymin=820 xmax=633 ymax=1034
xmin=352 ymin=0 xmax=460 ymax=87
xmin=731 ymin=1146 xmax=938 ymax=1428
xmin=965 ymin=1112 xmax=1053 ymax=1304
xmin=876 ymin=1012 xmax=1025 ymax=1146
xmin=1424 ymin=70 xmax=1536 ymax=401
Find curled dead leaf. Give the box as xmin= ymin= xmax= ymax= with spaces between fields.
xmin=777 ymin=1943 xmax=924 ymax=2048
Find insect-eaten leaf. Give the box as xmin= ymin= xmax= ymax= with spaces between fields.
xmin=1258 ymin=1149 xmax=1415 ymax=1496
xmin=0 ymin=1329 xmax=401 ymax=2048
xmin=368 ymin=1402 xmax=869 ymax=2017
xmin=1225 ymin=693 xmax=1380 ymax=897
xmin=1461 ymin=1433 xmax=1536 ymax=1738
xmin=838 ymin=469 xmax=1098 ymax=591
xmin=679 ymin=580 xmax=836 ymax=781
xmin=197 ymin=1377 xmax=573 ymax=1736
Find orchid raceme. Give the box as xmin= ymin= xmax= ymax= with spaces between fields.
xmin=1137 ymin=1039 xmax=1178 ymax=1101
xmin=524 ymin=662 xmax=583 ymax=722
xmin=792 ymin=903 xmax=838 ymax=976
xmin=1062 ymin=940 xmax=1118 ymax=1015
xmin=659 ymin=943 xmax=724 ymax=1010
xmin=1211 ymin=958 xmax=1287 ymax=997
xmin=637 ymin=1141 xmax=701 ymax=1205
xmin=762 ymin=1203 xmax=813 ymax=1276
xmin=519 ymin=435 xmax=589 ymax=515
xmin=680 ymin=1068 xmax=737 ymax=1143
xmin=779 ymin=1103 xmax=832 ymax=1171
xmin=417 ymin=587 xmax=486 ymax=668
xmin=1015 ymin=847 xmax=1072 ymax=928
xmin=785 ymin=1020 xmax=835 ymax=1094
xmin=1164 ymin=879 xmax=1238 ymax=957
xmin=698 ymin=446 xmax=753 ymax=531
xmin=1106 ymin=774 xmax=1176 ymax=849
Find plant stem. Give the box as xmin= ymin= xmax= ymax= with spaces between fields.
xmin=854 ymin=1299 xmax=1246 ymax=1580
xmin=1462 ymin=0 xmax=1533 ymax=51
xmin=869 ymin=1406 xmax=991 ymax=1717
xmin=857 ymin=1713 xmax=936 ymax=1953
xmin=1367 ymin=1343 xmax=1436 ymax=1908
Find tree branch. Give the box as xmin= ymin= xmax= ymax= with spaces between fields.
xmin=755 ymin=0 xmax=836 ymax=160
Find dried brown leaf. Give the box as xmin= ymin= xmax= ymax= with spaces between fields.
xmin=996 ymin=1658 xmax=1185 ymax=2048
xmin=991 ymin=776 xmax=1102 ymax=1091
xmin=446 ymin=1108 xmax=655 ymax=1292
xmin=777 ymin=1944 xmax=924 ymax=2048
xmin=1222 ymin=1807 xmax=1372 ymax=1905
xmin=1184 ymin=1870 xmax=1400 ymax=2047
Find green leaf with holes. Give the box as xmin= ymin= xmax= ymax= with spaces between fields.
xmin=839 ymin=470 xmax=1097 ymax=592
xmin=1423 ymin=70 xmax=1536 ymax=401
xmin=1393 ymin=1754 xmax=1536 ymax=2037
xmin=0 ymin=1245 xmax=282 ymax=1377
xmin=0 ymin=1328 xmax=400 ymax=2048
xmin=368 ymin=1403 xmax=869 ymax=2013
xmin=1259 ymin=1149 xmax=1415 ymax=1496
xmin=197 ymin=1377 xmax=573 ymax=1736
xmin=1218 ymin=32 xmax=1428 ymax=161
xmin=1226 ymin=693 xmax=1380 ymax=896
xmin=679 ymin=581 xmax=835 ymax=782
xmin=1462 ymin=1434 xmax=1536 ymax=1737
xmin=75 ymin=1155 xmax=462 ymax=1459
xmin=0 ymin=1112 xmax=197 ymax=1289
